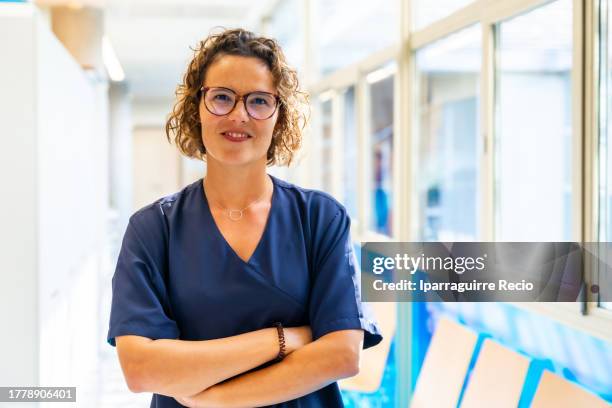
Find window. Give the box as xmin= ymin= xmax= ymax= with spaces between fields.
xmin=494 ymin=0 xmax=573 ymax=241
xmin=343 ymin=86 xmax=359 ymax=220
xmin=598 ymin=0 xmax=612 ymax=311
xmin=266 ymin=0 xmax=304 ymax=74
xmin=312 ymin=0 xmax=398 ymax=77
xmin=415 ymin=25 xmax=482 ymax=241
xmin=368 ymin=64 xmax=395 ymax=236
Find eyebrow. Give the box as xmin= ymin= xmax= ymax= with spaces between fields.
xmin=203 ymin=85 xmax=277 ymax=95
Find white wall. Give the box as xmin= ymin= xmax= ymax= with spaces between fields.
xmin=132 ymin=125 xmax=182 ymax=211
xmin=0 ymin=3 xmax=40 ymax=390
xmin=0 ymin=4 xmax=109 ymax=405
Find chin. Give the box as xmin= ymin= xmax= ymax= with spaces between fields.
xmin=210 ymin=151 xmax=266 ymax=168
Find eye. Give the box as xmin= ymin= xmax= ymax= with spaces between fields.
xmin=214 ymin=94 xmax=232 ymax=102
xmin=249 ymin=95 xmax=272 ymax=106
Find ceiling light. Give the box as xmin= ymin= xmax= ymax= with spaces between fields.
xmin=102 ymin=35 xmax=125 ymax=82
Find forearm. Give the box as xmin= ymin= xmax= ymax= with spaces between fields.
xmin=182 ymin=331 xmax=362 ymax=408
xmin=126 ymin=328 xmax=279 ymax=397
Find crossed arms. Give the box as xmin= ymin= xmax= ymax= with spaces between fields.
xmin=115 ymin=326 xmax=364 ymax=407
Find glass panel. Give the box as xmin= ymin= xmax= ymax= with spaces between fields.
xmin=343 ymin=86 xmax=359 ymax=220
xmin=415 ymin=25 xmax=482 ymax=242
xmin=266 ymin=0 xmax=304 ymax=73
xmin=369 ymin=64 xmax=395 ymax=236
xmin=313 ymin=0 xmax=399 ymax=76
xmin=495 ymin=0 xmax=573 ymax=241
xmin=414 ymin=0 xmax=475 ymax=30
xmin=320 ymin=97 xmax=333 ymax=193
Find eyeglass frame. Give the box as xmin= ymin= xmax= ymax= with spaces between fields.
xmin=199 ymin=86 xmax=281 ymax=120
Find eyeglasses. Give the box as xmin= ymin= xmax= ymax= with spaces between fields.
xmin=199 ymin=86 xmax=281 ymax=120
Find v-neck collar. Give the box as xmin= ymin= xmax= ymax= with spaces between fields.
xmin=200 ymin=174 xmax=277 ymax=265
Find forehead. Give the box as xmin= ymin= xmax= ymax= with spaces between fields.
xmin=204 ymin=55 xmax=276 ymax=93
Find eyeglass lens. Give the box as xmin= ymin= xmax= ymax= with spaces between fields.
xmin=204 ymin=88 xmax=277 ymax=119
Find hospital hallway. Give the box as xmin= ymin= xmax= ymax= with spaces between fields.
xmin=1 ymin=0 xmax=611 ymax=407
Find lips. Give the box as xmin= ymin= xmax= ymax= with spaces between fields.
xmin=221 ymin=131 xmax=252 ymax=142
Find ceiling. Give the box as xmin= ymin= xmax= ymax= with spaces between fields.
xmin=39 ymin=0 xmax=278 ymax=104
xmin=107 ymin=0 xmax=278 ymax=104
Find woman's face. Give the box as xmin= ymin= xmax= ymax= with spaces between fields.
xmin=199 ymin=54 xmax=279 ymax=168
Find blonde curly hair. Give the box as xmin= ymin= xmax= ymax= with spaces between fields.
xmin=165 ymin=27 xmax=309 ymax=166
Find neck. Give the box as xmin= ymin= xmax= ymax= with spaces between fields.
xmin=203 ymin=160 xmax=271 ymax=209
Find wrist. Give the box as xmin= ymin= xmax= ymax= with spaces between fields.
xmin=273 ymin=322 xmax=286 ymax=362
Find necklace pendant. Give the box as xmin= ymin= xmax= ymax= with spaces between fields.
xmin=228 ymin=209 xmax=243 ymax=221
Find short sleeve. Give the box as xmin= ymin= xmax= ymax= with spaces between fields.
xmin=107 ymin=213 xmax=180 ymax=347
xmin=309 ymin=207 xmax=383 ymax=349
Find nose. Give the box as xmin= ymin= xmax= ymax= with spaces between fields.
xmin=227 ymin=97 xmax=250 ymax=123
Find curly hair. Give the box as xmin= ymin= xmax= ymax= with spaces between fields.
xmin=165 ymin=27 xmax=309 ymax=166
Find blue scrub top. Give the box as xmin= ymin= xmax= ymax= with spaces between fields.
xmin=107 ymin=174 xmax=383 ymax=407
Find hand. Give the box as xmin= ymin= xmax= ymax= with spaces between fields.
xmin=283 ymin=325 xmax=312 ymax=354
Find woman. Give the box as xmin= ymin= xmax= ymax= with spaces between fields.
xmin=107 ymin=28 xmax=382 ymax=408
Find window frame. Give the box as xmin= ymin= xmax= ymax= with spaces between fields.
xmin=588 ymin=0 xmax=612 ymax=316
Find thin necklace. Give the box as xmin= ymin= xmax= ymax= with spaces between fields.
xmin=203 ymin=176 xmax=269 ymax=221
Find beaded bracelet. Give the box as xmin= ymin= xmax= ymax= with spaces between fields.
xmin=274 ymin=322 xmax=286 ymax=362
